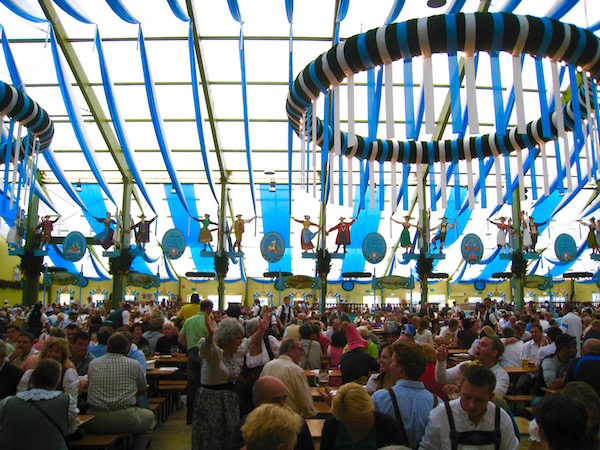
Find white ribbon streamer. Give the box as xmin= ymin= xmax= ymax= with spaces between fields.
xmin=311 ymin=98 xmax=317 ymax=198
xmin=347 ymin=75 xmax=356 ymax=207
xmin=464 ymin=138 xmax=475 ymax=209
xmin=550 ymin=61 xmax=572 ymax=192
xmin=440 ymin=142 xmax=447 ymax=209
xmin=465 ymin=56 xmax=479 ymax=135
xmin=583 ymin=74 xmax=593 ymax=181
xmin=415 ymin=142 xmax=424 ymax=212
xmin=509 ymin=127 xmax=526 ymax=200
xmin=488 ymin=135 xmax=503 ymax=206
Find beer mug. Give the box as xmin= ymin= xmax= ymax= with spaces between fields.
xmin=314 ymin=369 xmax=330 ymax=388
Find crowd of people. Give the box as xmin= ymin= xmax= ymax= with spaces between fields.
xmin=0 ymin=293 xmax=598 ymax=449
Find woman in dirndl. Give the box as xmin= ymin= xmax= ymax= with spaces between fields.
xmin=192 ymin=314 xmax=269 ymax=450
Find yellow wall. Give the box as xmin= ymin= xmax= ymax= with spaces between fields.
xmin=0 ymin=237 xmax=43 ymax=306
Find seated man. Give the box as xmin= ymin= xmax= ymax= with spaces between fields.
xmin=0 ymin=339 xmax=22 ymax=399
xmin=65 ymin=323 xmax=80 ymax=345
xmin=8 ymin=332 xmax=38 ymax=368
xmin=299 ymin=324 xmax=321 ymax=370
xmin=261 ymin=339 xmax=316 ymax=418
xmin=69 ymin=331 xmax=95 ymax=376
xmin=85 ymin=333 xmax=155 ymax=450
xmin=229 ymin=376 xmax=314 ymax=450
xmin=419 ymin=365 xmax=519 ymax=450
xmin=564 ymin=338 xmax=600 ymax=396
xmin=88 ymin=326 xmax=114 ymax=358
xmin=534 ymin=394 xmax=587 ymax=450
xmin=154 ymin=321 xmax=185 ymax=355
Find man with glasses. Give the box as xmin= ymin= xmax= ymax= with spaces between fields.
xmin=261 ymin=339 xmax=316 ymax=418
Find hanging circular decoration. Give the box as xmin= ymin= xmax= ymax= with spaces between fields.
xmin=474 ymin=280 xmax=486 ymax=291
xmin=127 ymin=272 xmax=156 ymax=289
xmin=554 ymin=233 xmax=577 ymax=263
xmin=260 ymin=232 xmax=285 ymax=263
xmin=461 ymin=233 xmax=484 ymax=264
xmin=286 ymin=13 xmax=600 ymax=164
xmin=162 ymin=228 xmax=186 ymax=260
xmin=342 ymin=280 xmax=354 ymax=291
xmin=362 ymin=232 xmax=386 ymax=264
xmin=62 ymin=231 xmax=86 ymax=262
xmin=379 ymin=276 xmax=412 ymax=289
xmin=50 ymin=271 xmax=77 ymax=286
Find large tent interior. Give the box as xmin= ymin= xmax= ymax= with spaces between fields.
xmin=1 ymin=0 xmax=600 ymax=311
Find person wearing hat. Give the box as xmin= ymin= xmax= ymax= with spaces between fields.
xmin=291 ymin=215 xmax=320 ymax=252
xmin=230 ymin=214 xmax=255 ymax=252
xmin=129 ymin=214 xmax=156 ymax=250
xmin=339 ymin=324 xmax=380 ymax=385
xmin=35 ymin=215 xmax=60 ymax=250
xmin=326 ymin=216 xmax=357 ymax=254
xmin=435 ymin=333 xmax=510 ymax=397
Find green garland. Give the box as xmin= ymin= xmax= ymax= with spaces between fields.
xmin=416 ymin=252 xmax=433 ymax=280
xmin=0 ymin=279 xmax=22 ymax=290
xmin=108 ymin=248 xmax=133 ymax=275
xmin=317 ymin=249 xmax=332 ymax=277
xmin=214 ymin=252 xmax=229 ymax=278
xmin=511 ymin=250 xmax=527 ymax=279
xmin=19 ymin=250 xmax=44 ymax=278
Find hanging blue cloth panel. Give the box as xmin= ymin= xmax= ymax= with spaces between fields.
xmin=2 ymin=28 xmax=25 ymax=92
xmin=48 ymin=245 xmax=78 ymax=274
xmin=591 ymin=20 xmax=600 ymax=32
xmin=164 ymin=184 xmax=211 ymax=273
xmin=130 ymin=255 xmax=154 ymax=276
xmin=49 ymin=29 xmax=115 ymax=205
xmin=0 ymin=0 xmax=46 ymax=22
xmin=162 ymin=255 xmax=179 ymax=282
xmin=166 ymin=0 xmax=189 ymax=22
xmin=76 ymin=184 xmax=109 ymax=235
xmin=53 ymin=0 xmax=94 ymax=24
xmin=287 ymin=0 xmax=293 ymax=206
xmin=95 ymin=29 xmax=156 ymax=214
xmin=187 ymin=27 xmax=218 ymax=203
xmin=384 ymin=0 xmax=405 ymax=24
xmin=477 ymin=254 xmax=510 ymax=281
xmin=340 ymin=186 xmax=383 ymax=276
xmin=138 ymin=26 xmax=190 ymax=215
xmin=439 ymin=187 xmax=470 ymax=249
xmin=32 ymin=181 xmax=59 ymax=214
xmin=450 ymin=262 xmax=468 ymax=283
xmin=260 ymin=184 xmax=291 ymax=273
xmin=104 ymin=0 xmax=139 ymax=24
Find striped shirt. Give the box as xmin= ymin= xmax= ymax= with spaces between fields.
xmin=87 ymin=353 xmax=146 ymax=409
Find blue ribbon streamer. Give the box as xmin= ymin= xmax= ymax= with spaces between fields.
xmin=188 ymin=27 xmax=218 ymax=204
xmin=1 ymin=28 xmax=24 ymax=92
xmin=95 ymin=29 xmax=156 ymax=213
xmin=446 ymin=14 xmax=463 ymax=134
xmin=238 ymin=31 xmax=258 ymax=216
xmin=105 ymin=0 xmax=139 ymax=24
xmin=0 ymin=0 xmax=46 ymax=23
xmin=138 ymin=26 xmax=190 ymax=215
xmin=336 ymin=0 xmax=350 ymax=23
xmin=49 ymin=29 xmax=116 ymax=205
xmin=226 ymin=0 xmax=243 ymax=23
xmin=166 ymin=0 xmax=189 ymax=22
xmin=288 ymin=9 xmax=294 ymax=207
xmin=548 ymin=0 xmax=581 ymax=20
xmin=1 ymin=120 xmax=14 ymax=216
xmin=322 ymin=94 xmax=330 ymax=203
xmin=384 ymin=0 xmax=405 ymax=25
xmin=569 ymin=64 xmax=585 ymax=144
xmin=53 ymin=0 xmax=94 ymax=24
xmin=428 ymin=142 xmax=436 ymax=211
xmin=535 ymin=19 xmax=553 ymax=139
xmin=42 ymin=149 xmax=90 ymax=213
xmin=451 ymin=140 xmax=460 ymax=210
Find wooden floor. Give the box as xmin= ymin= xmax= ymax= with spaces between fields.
xmin=150 ymin=407 xmax=191 ymax=450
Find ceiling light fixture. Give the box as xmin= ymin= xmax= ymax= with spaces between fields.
xmin=269 ymin=179 xmax=276 ymax=193
xmin=76 ymin=180 xmax=82 ymax=192
xmin=427 ymin=0 xmax=446 ymax=7
xmin=171 ymin=187 xmax=176 ymax=194
xmin=264 ymin=169 xmax=275 ymax=176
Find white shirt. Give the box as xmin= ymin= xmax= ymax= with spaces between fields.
xmin=418 ymin=399 xmax=519 ymax=450
xmin=561 ymin=312 xmax=583 ymax=357
xmin=537 ymin=342 xmax=556 ymax=363
xmin=435 ymin=360 xmax=510 ymax=397
xmin=500 ymin=339 xmax=524 ymax=367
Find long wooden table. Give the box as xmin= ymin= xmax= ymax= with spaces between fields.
xmin=306 ymin=418 xmax=325 ymax=440
xmin=304 ymin=369 xmax=341 ymax=378
xmin=77 ymin=414 xmax=95 ymax=427
xmin=503 ymin=365 xmax=537 ymax=375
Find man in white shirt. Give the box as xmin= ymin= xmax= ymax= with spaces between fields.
xmin=436 ymin=334 xmax=510 ymax=397
xmin=419 ymin=365 xmax=519 ymax=450
xmin=561 ymin=303 xmax=583 ymax=357
xmin=276 ymin=296 xmax=294 ymax=334
xmin=499 ymin=327 xmax=524 ymax=367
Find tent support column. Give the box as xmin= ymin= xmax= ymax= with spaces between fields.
xmin=21 ymin=193 xmax=41 ymax=307
xmin=111 ymin=178 xmax=134 ymax=307
xmin=512 ymin=187 xmax=525 ymax=311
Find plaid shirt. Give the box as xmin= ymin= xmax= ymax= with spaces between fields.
xmin=87 ymin=353 xmax=146 ymax=409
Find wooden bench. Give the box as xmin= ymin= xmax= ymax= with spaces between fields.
xmin=148 ymin=397 xmax=167 ymax=423
xmin=515 ymin=416 xmax=530 ymax=437
xmin=158 ymin=380 xmax=187 ymax=413
xmin=504 ymin=394 xmax=533 ymax=416
xmin=307 ymin=418 xmax=325 ymax=440
xmin=68 ymin=433 xmax=119 ymax=450
xmin=525 ymin=406 xmax=535 ymax=418
xmin=314 ymin=401 xmax=331 ymax=418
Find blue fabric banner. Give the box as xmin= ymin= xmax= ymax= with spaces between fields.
xmin=166 ymin=0 xmax=189 ymax=22
xmin=54 ymin=0 xmax=94 ymax=24
xmin=0 ymin=0 xmax=46 ymax=23
xmin=105 ymin=0 xmax=139 ymax=24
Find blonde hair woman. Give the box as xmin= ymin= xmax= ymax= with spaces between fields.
xmin=17 ymin=338 xmax=79 ymax=401
xmin=241 ymin=403 xmax=303 ymax=450
xmin=320 ymin=382 xmax=407 ymax=449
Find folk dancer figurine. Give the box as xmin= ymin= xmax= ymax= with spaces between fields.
xmin=229 ymin=214 xmax=255 ymax=252
xmin=430 ymin=217 xmax=456 ymax=252
xmin=113 ymin=211 xmax=124 ymax=249
xmin=579 ymin=218 xmax=599 ymax=254
xmin=529 ymin=216 xmax=546 ymax=253
xmin=194 ymin=214 xmax=218 ymax=251
xmin=36 ymin=215 xmax=59 ymax=249
xmin=488 ymin=217 xmax=512 ymax=254
xmin=291 ymin=215 xmax=320 ymax=252
xmin=327 ymin=216 xmax=357 ymax=253
xmin=391 ymin=215 xmax=417 ymax=254
xmin=6 ymin=210 xmax=25 ymax=249
xmin=94 ymin=212 xmax=117 ymax=250
xmin=520 ymin=211 xmax=533 ymax=253
xmin=129 ymin=214 xmax=156 ymax=250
